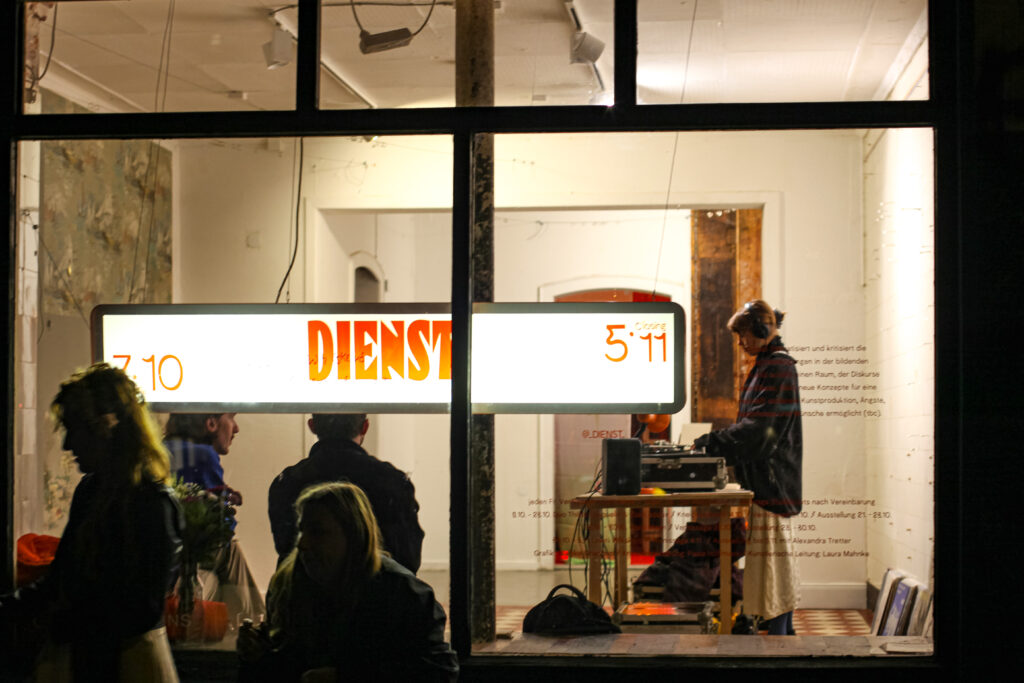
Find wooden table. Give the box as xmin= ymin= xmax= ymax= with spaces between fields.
xmin=569 ymin=489 xmax=754 ymax=634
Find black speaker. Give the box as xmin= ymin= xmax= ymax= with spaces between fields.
xmin=602 ymin=438 xmax=641 ymax=495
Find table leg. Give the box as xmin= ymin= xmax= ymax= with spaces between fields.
xmin=614 ymin=507 xmax=628 ymax=607
xmin=719 ymin=504 xmax=733 ymax=634
xmin=587 ymin=506 xmax=602 ymax=604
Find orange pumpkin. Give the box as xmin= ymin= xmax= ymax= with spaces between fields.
xmin=164 ymin=596 xmax=228 ymax=642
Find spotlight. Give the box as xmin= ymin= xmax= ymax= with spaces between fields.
xmin=262 ymin=27 xmax=292 ymax=70
xmin=570 ymin=31 xmax=605 ymax=64
xmin=359 ymin=28 xmax=413 ymax=54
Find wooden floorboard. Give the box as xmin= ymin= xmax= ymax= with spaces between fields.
xmin=472 ymin=634 xmax=933 ymax=658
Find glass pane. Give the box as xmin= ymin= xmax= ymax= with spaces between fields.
xmin=23 ymin=0 xmax=297 ymax=114
xmin=317 ymin=0 xmax=615 ymax=109
xmin=638 ymin=0 xmax=929 ymax=103
xmin=479 ymin=129 xmax=934 ymax=655
xmin=13 ymin=134 xmax=454 ymax=658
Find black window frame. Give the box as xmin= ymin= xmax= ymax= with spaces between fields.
xmin=1 ymin=0 xmax=972 ymax=679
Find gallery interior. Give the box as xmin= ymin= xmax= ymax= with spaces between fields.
xmin=3 ymin=1 xmax=1021 ymax=680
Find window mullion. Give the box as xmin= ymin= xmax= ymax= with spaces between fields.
xmin=449 ymin=130 xmax=472 ymax=658
xmin=614 ymin=0 xmax=638 ymax=107
xmin=295 ymin=0 xmax=320 ymax=115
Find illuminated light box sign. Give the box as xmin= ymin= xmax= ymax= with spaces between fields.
xmin=91 ymin=302 xmax=685 ymax=414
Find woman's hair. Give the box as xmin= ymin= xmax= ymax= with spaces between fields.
xmin=296 ymin=481 xmax=384 ymax=577
xmin=50 ymin=363 xmax=171 ymax=486
xmin=267 ymin=482 xmax=384 ymax=641
xmin=727 ymin=299 xmax=786 ymax=338
xmin=164 ymin=413 xmax=221 ymax=442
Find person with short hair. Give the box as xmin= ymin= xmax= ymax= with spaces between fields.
xmin=694 ymin=299 xmax=803 ymax=635
xmin=164 ymin=412 xmax=242 ymax=507
xmin=268 ymin=414 xmax=424 ymax=573
xmin=0 ymin=363 xmax=181 ymax=681
xmin=238 ymin=482 xmax=458 ymax=682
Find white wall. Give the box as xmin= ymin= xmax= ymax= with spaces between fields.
xmin=859 ymin=34 xmax=934 ymax=596
xmin=862 ymin=126 xmax=935 ymax=592
xmin=175 ymin=129 xmax=932 ymax=609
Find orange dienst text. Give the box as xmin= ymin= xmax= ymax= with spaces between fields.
xmin=307 ymin=319 xmax=452 ymax=381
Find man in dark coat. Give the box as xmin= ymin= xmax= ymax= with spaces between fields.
xmin=268 ymin=414 xmax=425 ymax=573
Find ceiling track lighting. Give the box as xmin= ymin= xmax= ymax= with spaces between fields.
xmin=570 ymin=31 xmax=604 ymax=65
xmin=262 ymin=25 xmax=292 ymax=69
xmin=359 ymin=27 xmax=413 ymax=54
xmin=564 ymin=1 xmax=607 ymax=95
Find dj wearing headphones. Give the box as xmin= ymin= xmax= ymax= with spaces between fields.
xmin=694 ymin=299 xmax=803 ymax=635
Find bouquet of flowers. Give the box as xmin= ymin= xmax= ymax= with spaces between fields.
xmin=170 ymin=478 xmax=235 ymax=617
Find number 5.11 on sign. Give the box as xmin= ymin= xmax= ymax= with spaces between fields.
xmin=604 ymin=324 xmax=667 ymax=363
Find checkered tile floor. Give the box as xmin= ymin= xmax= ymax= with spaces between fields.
xmin=492 ymin=606 xmax=872 ymax=636
xmin=793 ymin=609 xmax=872 ymax=635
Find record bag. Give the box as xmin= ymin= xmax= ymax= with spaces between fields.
xmin=522 ymin=584 xmax=621 ymax=636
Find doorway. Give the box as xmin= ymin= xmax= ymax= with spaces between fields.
xmin=691 ymin=208 xmax=764 ymax=429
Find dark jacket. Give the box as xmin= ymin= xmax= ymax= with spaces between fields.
xmin=241 ymin=557 xmax=457 ymax=682
xmin=268 ymin=438 xmax=425 ymax=573
xmin=0 ymin=475 xmax=182 ymax=680
xmin=704 ymin=336 xmax=803 ymax=516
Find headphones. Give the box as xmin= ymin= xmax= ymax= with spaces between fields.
xmin=743 ymin=301 xmax=771 ymax=339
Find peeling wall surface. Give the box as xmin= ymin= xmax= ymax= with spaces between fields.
xmin=40 ymin=90 xmax=172 ymax=315
xmin=28 ymin=89 xmax=173 ymax=534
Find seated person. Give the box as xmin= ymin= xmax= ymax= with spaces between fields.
xmin=238 ymin=482 xmax=458 ymax=682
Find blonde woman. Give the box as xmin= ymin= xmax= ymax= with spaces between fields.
xmin=238 ymin=482 xmax=458 ymax=682
xmin=0 ymin=363 xmax=182 ymax=681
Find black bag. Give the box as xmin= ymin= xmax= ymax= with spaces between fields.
xmin=522 ymin=584 xmax=620 ymax=636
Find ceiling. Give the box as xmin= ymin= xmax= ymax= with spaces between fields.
xmin=31 ymin=0 xmax=929 ymax=113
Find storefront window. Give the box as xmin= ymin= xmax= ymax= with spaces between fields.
xmin=6 ymin=0 xmax=961 ymax=676
xmin=477 ymin=129 xmax=934 ymax=655
xmin=12 ymin=133 xmax=453 ymax=653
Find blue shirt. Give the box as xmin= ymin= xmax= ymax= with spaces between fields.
xmin=165 ymin=437 xmax=236 ymax=530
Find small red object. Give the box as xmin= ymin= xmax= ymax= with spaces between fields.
xmin=16 ymin=533 xmax=60 ymax=587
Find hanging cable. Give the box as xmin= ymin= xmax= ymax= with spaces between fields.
xmin=128 ymin=0 xmax=176 ymax=303
xmin=650 ymin=0 xmax=698 ymax=300
xmin=34 ymin=4 xmax=59 ymax=85
xmin=678 ymin=0 xmax=699 ymax=104
xmin=349 ymin=0 xmax=437 ymax=36
xmin=276 ymin=138 xmax=305 ymax=303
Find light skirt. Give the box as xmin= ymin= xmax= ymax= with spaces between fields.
xmin=742 ymin=503 xmax=800 ymax=620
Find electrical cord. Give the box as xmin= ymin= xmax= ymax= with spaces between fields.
xmin=650 ymin=0 xmax=698 ymax=301
xmin=34 ymin=4 xmax=59 ymax=84
xmin=128 ymin=0 xmax=176 ymax=303
xmin=349 ymin=0 xmax=437 ymax=37
xmin=567 ymin=462 xmax=601 ymax=594
xmin=276 ymin=138 xmax=305 ymax=303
